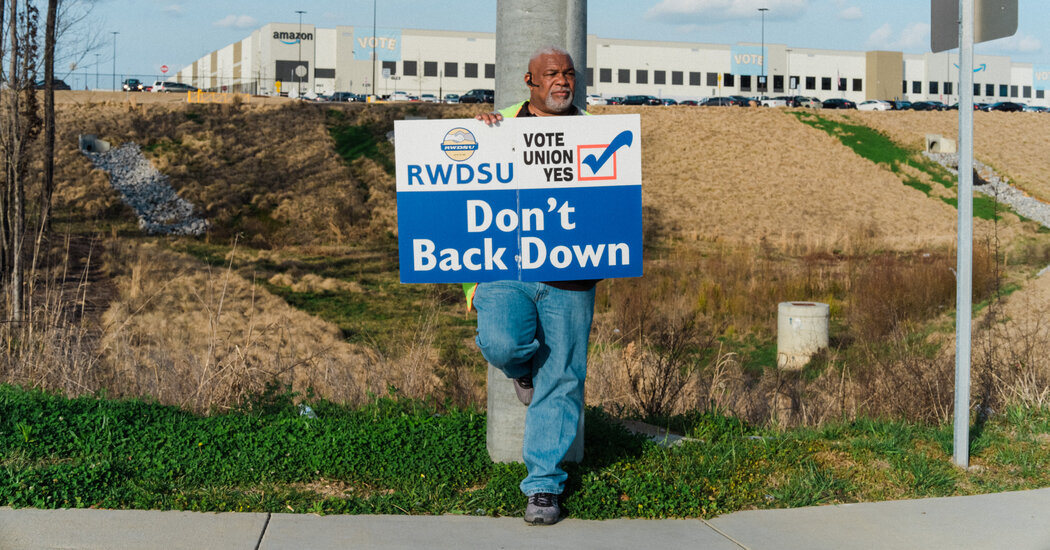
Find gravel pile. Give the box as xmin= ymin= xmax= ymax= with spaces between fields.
xmin=924 ymin=151 xmax=1050 ymax=229
xmin=85 ymin=143 xmax=208 ymax=236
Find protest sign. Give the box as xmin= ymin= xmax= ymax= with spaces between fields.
xmin=395 ymin=113 xmax=642 ymax=283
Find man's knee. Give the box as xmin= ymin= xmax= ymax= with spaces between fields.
xmin=476 ymin=331 xmax=538 ymax=370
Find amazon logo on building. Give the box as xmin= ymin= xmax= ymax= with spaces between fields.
xmin=274 ymin=31 xmax=313 ymax=45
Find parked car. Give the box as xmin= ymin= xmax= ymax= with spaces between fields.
xmin=892 ymin=100 xmax=912 ymax=110
xmin=788 ymin=96 xmax=822 ymax=108
xmin=857 ymin=100 xmax=892 ymax=111
xmin=679 ymin=99 xmax=699 ymax=106
xmin=988 ymin=101 xmax=1025 ymax=112
xmin=386 ymin=90 xmax=411 ymax=101
xmin=821 ymin=98 xmax=856 ymax=109
xmin=443 ymin=93 xmax=460 ymax=104
xmin=459 ymin=88 xmax=494 ymax=103
xmin=326 ymin=92 xmax=358 ymax=102
xmin=419 ymin=93 xmax=438 ymax=103
xmin=33 ymin=78 xmax=70 ymax=90
xmin=621 ymin=95 xmax=661 ymax=105
xmin=947 ymin=102 xmax=980 ymax=111
xmin=585 ymin=94 xmax=607 ymax=106
xmin=606 ymin=97 xmax=624 ymax=105
xmin=660 ymin=98 xmax=677 ymax=106
xmin=1024 ymin=105 xmax=1048 ymax=113
xmin=122 ymin=78 xmax=145 ymax=92
xmin=910 ymin=101 xmax=947 ymax=111
xmin=151 ymin=81 xmax=197 ymax=93
xmin=699 ymin=96 xmax=740 ymax=107
xmin=759 ymin=96 xmax=788 ymax=107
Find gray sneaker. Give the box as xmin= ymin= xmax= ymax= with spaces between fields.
xmin=524 ymin=492 xmax=560 ymax=525
xmin=513 ymin=376 xmax=534 ymax=406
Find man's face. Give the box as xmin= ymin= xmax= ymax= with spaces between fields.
xmin=527 ymin=52 xmax=576 ymax=115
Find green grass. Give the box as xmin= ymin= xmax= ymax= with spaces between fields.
xmin=326 ymin=109 xmax=395 ymax=175
xmin=3 ymin=385 xmax=1049 ymax=518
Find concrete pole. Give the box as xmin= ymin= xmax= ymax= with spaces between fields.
xmin=954 ymin=0 xmax=975 ymax=470
xmin=488 ymin=0 xmax=587 ymax=464
xmin=495 ymin=0 xmax=587 ymax=112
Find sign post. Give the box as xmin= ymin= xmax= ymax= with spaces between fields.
xmin=931 ymin=0 xmax=1016 ymax=469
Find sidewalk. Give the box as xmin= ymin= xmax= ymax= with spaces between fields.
xmin=2 ymin=488 xmax=1048 ymax=549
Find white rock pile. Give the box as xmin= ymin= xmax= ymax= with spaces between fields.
xmin=924 ymin=151 xmax=1050 ymax=229
xmin=84 ymin=143 xmax=208 ymax=236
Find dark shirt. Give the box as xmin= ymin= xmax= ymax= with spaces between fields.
xmin=516 ymin=101 xmax=598 ymax=292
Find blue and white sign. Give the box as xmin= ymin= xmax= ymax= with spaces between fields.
xmin=1034 ymin=65 xmax=1050 ymax=91
xmin=395 ymin=114 xmax=643 ymax=283
xmin=353 ymin=28 xmax=402 ymax=61
xmin=731 ymin=45 xmax=764 ymax=76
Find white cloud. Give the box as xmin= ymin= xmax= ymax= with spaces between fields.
xmin=980 ymin=32 xmax=1041 ymax=54
xmin=646 ymin=0 xmax=808 ymax=23
xmin=866 ymin=22 xmax=929 ymax=51
xmin=161 ymin=4 xmax=183 ymax=16
xmin=214 ymin=15 xmax=258 ymax=29
xmin=838 ymin=6 xmax=862 ymax=20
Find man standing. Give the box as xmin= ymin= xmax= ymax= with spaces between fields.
xmin=468 ymin=46 xmax=594 ymax=525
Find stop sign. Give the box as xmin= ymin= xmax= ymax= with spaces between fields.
xmin=161 ymin=65 xmax=169 ymax=74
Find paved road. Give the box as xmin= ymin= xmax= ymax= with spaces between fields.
xmin=2 ymin=488 xmax=1048 ymax=549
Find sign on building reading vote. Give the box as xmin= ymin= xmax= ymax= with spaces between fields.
xmin=395 ymin=114 xmax=643 ymax=284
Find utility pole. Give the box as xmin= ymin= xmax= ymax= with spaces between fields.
xmin=296 ymin=10 xmax=306 ymax=96
xmin=111 ymin=31 xmax=118 ymax=90
xmin=94 ymin=53 xmax=99 ymax=89
xmin=371 ymin=0 xmax=377 ymax=98
xmin=758 ymin=7 xmax=768 ymax=96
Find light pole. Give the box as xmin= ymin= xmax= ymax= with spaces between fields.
xmin=786 ymin=48 xmax=792 ymax=95
xmin=758 ymin=7 xmax=768 ymax=96
xmin=371 ymin=0 xmax=377 ymax=98
xmin=111 ymin=31 xmax=119 ymax=90
xmin=94 ymin=53 xmax=99 ymax=89
xmin=295 ymin=10 xmax=306 ymax=96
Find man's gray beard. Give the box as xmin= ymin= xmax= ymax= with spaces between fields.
xmin=547 ymin=90 xmax=573 ymax=112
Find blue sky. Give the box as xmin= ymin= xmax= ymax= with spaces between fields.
xmin=66 ymin=0 xmax=1050 ymax=85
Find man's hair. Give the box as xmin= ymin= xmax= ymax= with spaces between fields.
xmin=528 ymin=46 xmax=573 ymax=69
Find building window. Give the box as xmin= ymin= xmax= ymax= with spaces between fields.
xmin=654 ymin=70 xmax=666 ymax=85
xmin=424 ymin=61 xmax=437 ymax=77
xmin=586 ymin=68 xmax=593 ymax=85
xmin=1010 ymin=85 xmax=1018 ymax=98
xmin=773 ymin=74 xmax=783 ymax=92
xmin=807 ymin=76 xmax=816 ymax=90
xmin=929 ymin=81 xmax=939 ymax=94
xmin=822 ymin=77 xmax=832 ymax=91
xmin=314 ymin=68 xmax=335 ymax=79
xmin=671 ymin=71 xmax=683 ymax=85
xmin=484 ymin=63 xmax=495 ymax=79
xmin=974 ymin=83 xmax=981 ymax=95
xmin=837 ymin=78 xmax=846 ymax=91
xmin=444 ymin=62 xmax=458 ymax=78
xmin=689 ymin=71 xmax=701 ymax=86
xmin=464 ymin=63 xmax=478 ymax=78
xmin=944 ymin=82 xmax=953 ymax=95
xmin=706 ymin=72 xmax=718 ymax=86
xmin=1038 ymin=90 xmax=1045 ymax=99
xmin=741 ymin=74 xmax=752 ymax=91
xmin=1023 ymin=85 xmax=1032 ymax=98
xmin=999 ymin=84 xmax=1008 ymax=97
xmin=636 ymin=69 xmax=648 ymax=84
xmin=403 ymin=61 xmax=417 ymax=77
xmin=600 ymin=68 xmax=612 ymax=83
xmin=985 ymin=83 xmax=994 ymax=96
xmin=618 ymin=69 xmax=630 ymax=83
xmin=723 ymin=73 xmax=734 ymax=87
xmin=912 ymin=80 xmax=921 ymax=94
xmin=382 ymin=61 xmax=396 ymax=75
xmin=852 ymin=78 xmax=862 ymax=92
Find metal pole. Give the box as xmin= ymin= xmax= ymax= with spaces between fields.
xmin=954 ymin=0 xmax=975 ymax=469
xmin=111 ymin=32 xmax=118 ymax=90
xmin=372 ymin=0 xmax=377 ymax=97
xmin=296 ymin=10 xmax=305 ymax=96
xmin=759 ymin=7 xmax=768 ymax=96
xmin=94 ymin=53 xmax=99 ymax=89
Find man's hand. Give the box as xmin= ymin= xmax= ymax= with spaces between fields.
xmin=475 ymin=112 xmax=503 ymax=126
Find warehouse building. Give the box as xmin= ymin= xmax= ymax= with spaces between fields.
xmin=177 ymin=22 xmax=1049 ymax=106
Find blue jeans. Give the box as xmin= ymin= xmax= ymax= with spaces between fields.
xmin=473 ymin=281 xmax=595 ymax=496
